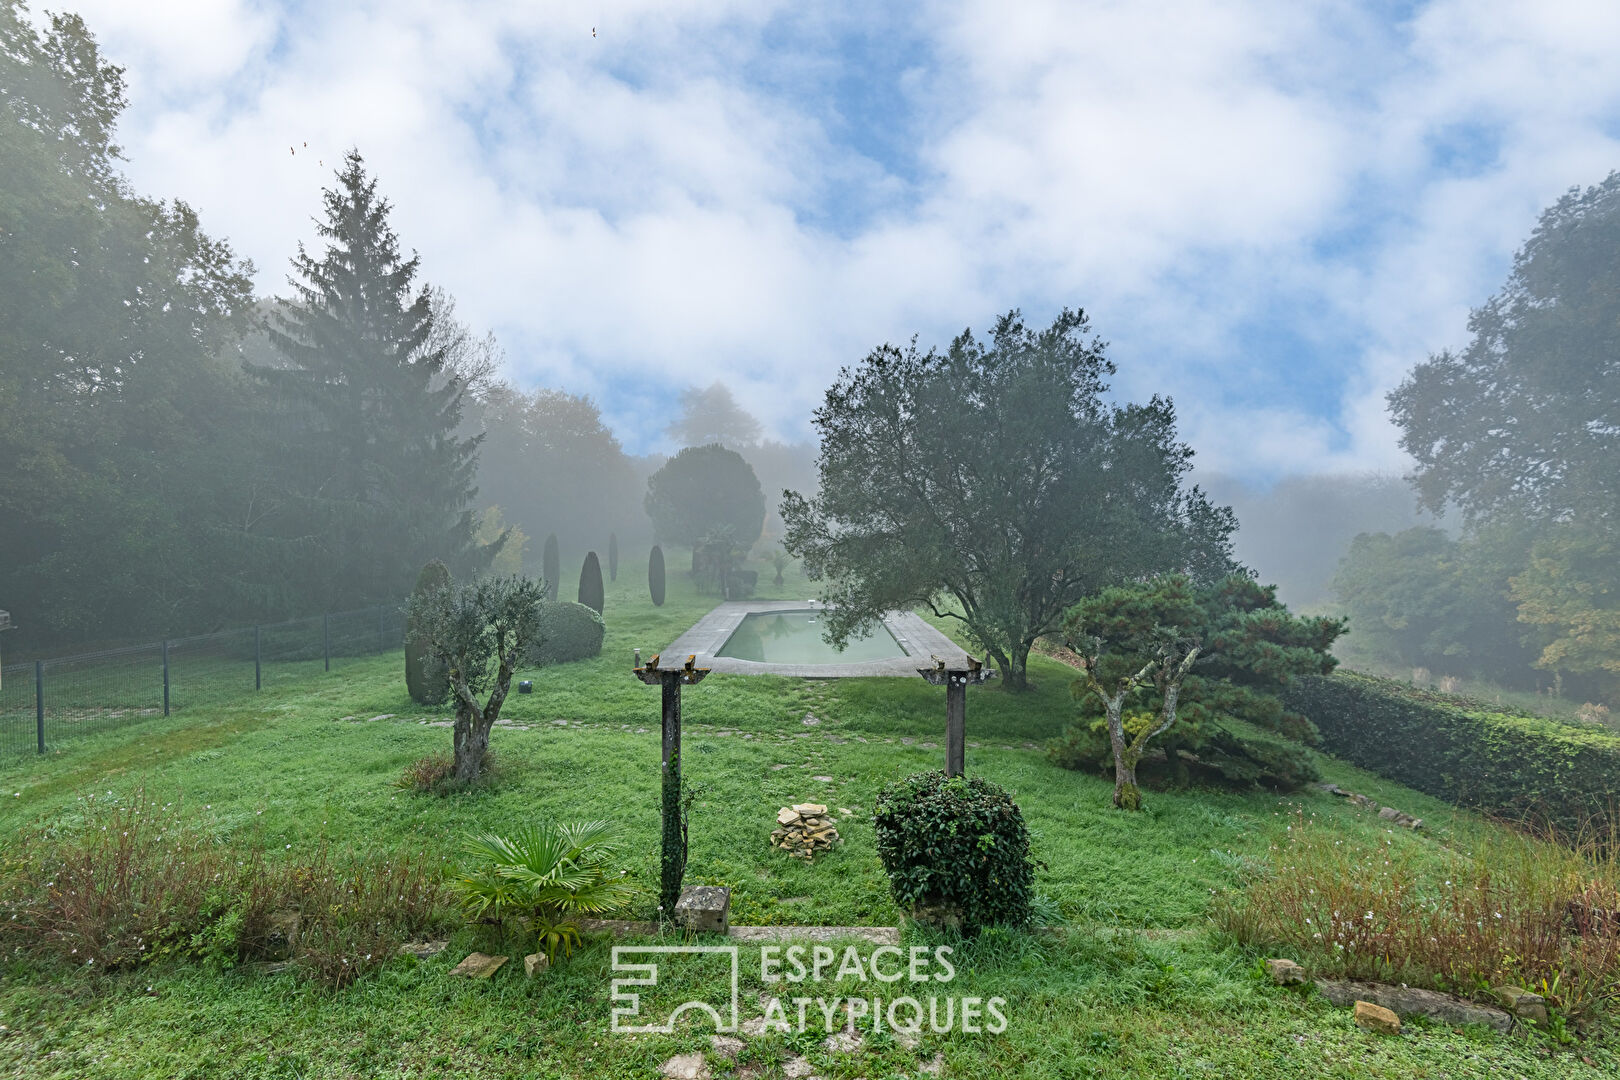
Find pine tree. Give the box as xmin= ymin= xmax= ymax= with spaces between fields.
xmin=649 ymin=544 xmax=666 ymax=607
xmin=262 ymin=150 xmax=487 ymax=609
xmin=579 ymin=551 xmax=605 ymax=614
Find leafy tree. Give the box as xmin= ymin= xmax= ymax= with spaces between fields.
xmin=1510 ymin=524 xmax=1620 ymax=696
xmin=771 ymin=548 xmax=790 ymax=587
xmin=782 ymin=308 xmax=1237 ymax=690
xmin=1389 ymin=172 xmax=1620 ymax=526
xmin=1062 ymin=574 xmax=1342 ymax=809
xmin=578 ymin=551 xmax=605 ymax=615
xmin=0 ymin=3 xmax=257 ymax=651
xmin=405 ymin=575 xmax=545 ymax=782
xmin=263 ymin=151 xmax=489 ymax=607
xmin=644 ymin=444 xmax=765 ymax=550
xmin=608 ymin=532 xmax=619 ymax=582
xmin=541 ymin=533 xmax=560 ymax=602
xmin=471 ymin=385 xmax=640 ymax=555
xmin=667 ymin=381 xmax=761 ymax=449
xmin=476 ymin=506 xmax=527 ymax=577
xmin=404 ymin=560 xmax=451 ymax=705
xmin=649 ymin=545 xmax=666 ymax=607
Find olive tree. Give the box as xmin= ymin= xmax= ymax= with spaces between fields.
xmin=782 ymin=308 xmax=1237 ymax=690
xmin=405 ymin=575 xmax=546 ymax=782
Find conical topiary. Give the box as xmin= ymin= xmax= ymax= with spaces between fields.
xmin=405 ymin=560 xmax=451 ymax=705
xmin=608 ymin=532 xmax=619 ymax=582
xmin=649 ymin=544 xmax=666 ymax=607
xmin=579 ymin=551 xmax=605 ymax=615
xmin=542 ymin=533 xmax=560 ymax=602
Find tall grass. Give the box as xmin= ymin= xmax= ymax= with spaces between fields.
xmin=0 ymin=790 xmax=450 ymax=986
xmin=1214 ymin=810 xmax=1620 ymax=1017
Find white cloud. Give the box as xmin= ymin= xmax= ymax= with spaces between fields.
xmin=70 ymin=0 xmax=1620 ymax=474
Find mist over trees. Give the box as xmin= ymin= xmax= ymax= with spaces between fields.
xmin=1331 ymin=172 xmax=1620 ymax=704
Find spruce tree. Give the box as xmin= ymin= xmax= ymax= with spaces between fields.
xmin=579 ymin=551 xmax=605 ymax=614
xmin=263 ymin=151 xmax=486 ymax=609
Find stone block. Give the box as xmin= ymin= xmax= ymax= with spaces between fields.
xmin=1354 ymin=1000 xmax=1401 ymax=1034
xmin=1318 ymin=979 xmax=1511 ymax=1032
xmin=675 ymin=885 xmax=731 ymax=934
xmin=524 ymin=952 xmax=550 ymax=978
xmin=449 ymin=951 xmax=508 ymax=979
xmin=1265 ymin=958 xmax=1306 ymax=985
xmin=1494 ymin=985 xmax=1548 ymax=1023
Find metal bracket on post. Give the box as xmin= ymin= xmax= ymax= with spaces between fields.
xmin=917 ymin=654 xmax=996 ymax=777
xmin=162 ymin=640 xmax=170 ymax=716
xmin=254 ymin=626 xmax=262 ymax=691
xmin=633 ymin=650 xmax=710 ymax=918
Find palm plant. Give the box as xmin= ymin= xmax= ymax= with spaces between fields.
xmin=451 ymin=821 xmax=634 ymax=960
xmin=770 ymin=548 xmax=790 ymax=587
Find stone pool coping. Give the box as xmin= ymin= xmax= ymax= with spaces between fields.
xmin=656 ymin=600 xmax=972 ymax=677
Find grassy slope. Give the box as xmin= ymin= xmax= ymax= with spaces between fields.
xmin=0 ymin=552 xmax=1608 ymax=1078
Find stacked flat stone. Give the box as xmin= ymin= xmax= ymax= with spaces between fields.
xmin=771 ymin=803 xmax=840 ymax=860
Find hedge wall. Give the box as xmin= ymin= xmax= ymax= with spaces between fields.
xmin=1286 ymin=671 xmax=1620 ymax=836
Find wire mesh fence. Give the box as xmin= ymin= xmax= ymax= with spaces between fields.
xmin=0 ymin=604 xmax=406 ymax=755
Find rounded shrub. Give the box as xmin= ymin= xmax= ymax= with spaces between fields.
xmin=608 ymin=532 xmax=619 ymax=582
xmin=649 ymin=544 xmax=666 ymax=607
xmin=873 ymin=771 xmax=1036 ymax=933
xmin=578 ymin=551 xmax=605 ymax=615
xmin=404 ymin=560 xmax=450 ymax=705
xmin=526 ymin=600 xmax=605 ymax=666
xmin=542 ymin=534 xmax=560 ymax=602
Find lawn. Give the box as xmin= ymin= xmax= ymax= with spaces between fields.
xmin=0 ymin=552 xmax=1610 ymax=1078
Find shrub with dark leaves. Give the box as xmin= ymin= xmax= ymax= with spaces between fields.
xmin=873 ymin=771 xmax=1036 ymax=933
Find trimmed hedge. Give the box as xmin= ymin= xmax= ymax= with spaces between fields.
xmin=578 ymin=551 xmax=605 ymax=615
xmin=873 ymin=771 xmax=1035 ymax=933
xmin=649 ymin=545 xmax=666 ymax=607
xmin=526 ymin=600 xmax=605 ymax=666
xmin=404 ymin=561 xmax=450 ymax=705
xmin=1286 ymin=671 xmax=1620 ymax=836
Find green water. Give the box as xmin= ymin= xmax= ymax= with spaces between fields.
xmin=715 ymin=610 xmax=906 ymax=664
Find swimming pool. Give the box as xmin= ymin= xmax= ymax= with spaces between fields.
xmin=714 ymin=609 xmax=907 ymax=664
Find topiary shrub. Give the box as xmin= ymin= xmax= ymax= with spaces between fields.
xmin=579 ymin=551 xmax=605 ymax=614
xmin=649 ymin=545 xmax=666 ymax=607
xmin=405 ymin=560 xmax=451 ymax=705
xmin=526 ymin=601 xmax=605 ymax=666
xmin=608 ymin=532 xmax=619 ymax=582
xmin=873 ymin=771 xmax=1036 ymax=934
xmin=542 ymin=534 xmax=560 ymax=602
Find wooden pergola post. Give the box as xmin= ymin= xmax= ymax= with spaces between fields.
xmin=634 ymin=650 xmax=710 ymax=917
xmin=918 ymin=655 xmax=995 ymax=777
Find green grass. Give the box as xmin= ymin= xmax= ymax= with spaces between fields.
xmin=0 ymin=551 xmax=1611 ymax=1078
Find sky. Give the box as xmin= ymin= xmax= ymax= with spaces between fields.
xmin=59 ymin=0 xmax=1620 ymax=478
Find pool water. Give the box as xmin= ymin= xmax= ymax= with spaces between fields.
xmin=715 ymin=609 xmax=906 ymax=664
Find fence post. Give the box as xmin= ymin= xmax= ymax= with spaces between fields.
xmin=34 ymin=660 xmax=44 ymax=754
xmin=162 ymin=640 xmax=170 ymax=716
xmin=323 ymin=613 xmax=331 ymax=672
xmin=254 ymin=626 xmax=262 ymax=691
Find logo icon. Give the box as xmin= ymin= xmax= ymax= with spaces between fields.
xmin=610 ymin=945 xmax=740 ymax=1034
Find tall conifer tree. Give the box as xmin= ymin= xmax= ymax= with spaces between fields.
xmin=264 ymin=151 xmax=488 ymax=607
